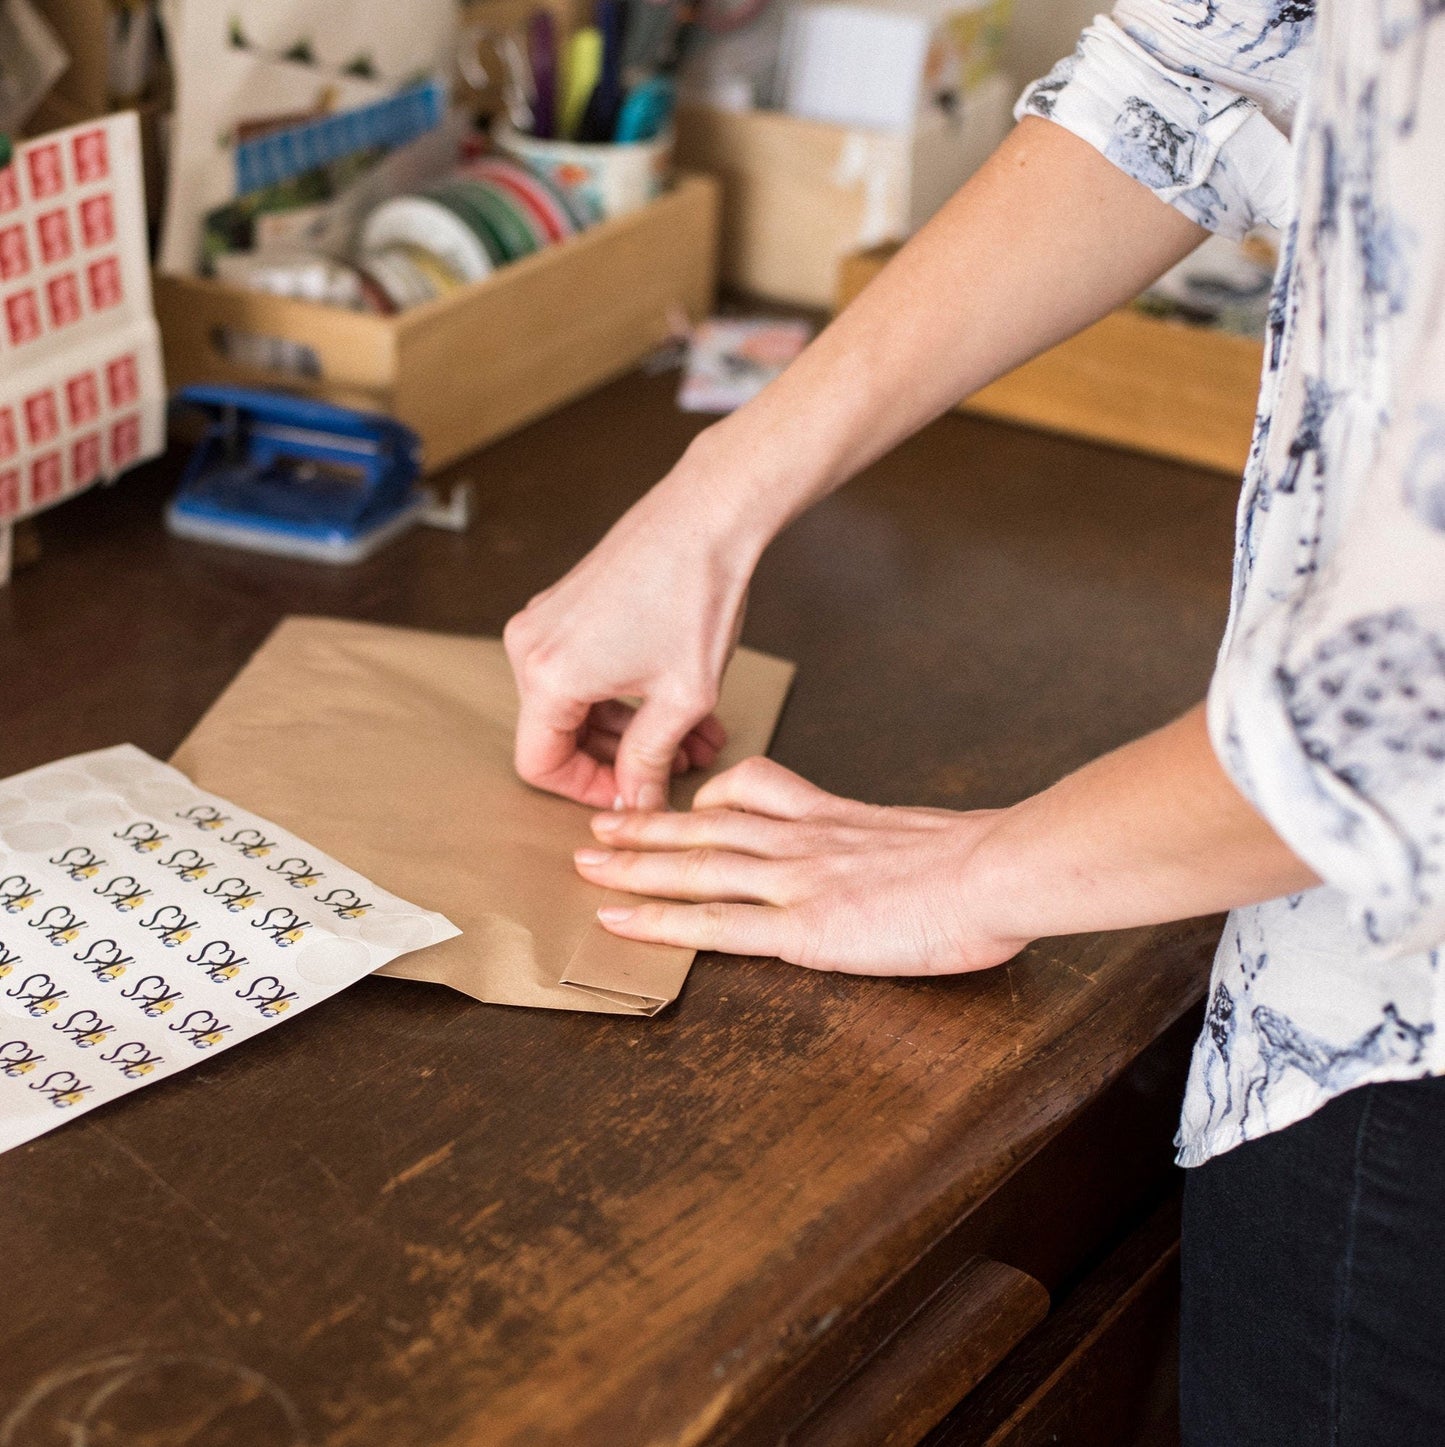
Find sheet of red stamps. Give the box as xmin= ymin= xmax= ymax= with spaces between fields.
xmin=0 ymin=113 xmax=163 ymax=526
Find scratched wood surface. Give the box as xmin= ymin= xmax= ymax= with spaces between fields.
xmin=0 ymin=373 xmax=1236 ymax=1446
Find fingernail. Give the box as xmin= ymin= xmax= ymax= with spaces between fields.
xmin=593 ymin=813 xmax=623 ymax=834
xmin=575 ymin=848 xmax=613 ymax=866
xmin=598 ymin=906 xmax=633 ymax=923
xmin=636 ymin=783 xmax=665 ymax=812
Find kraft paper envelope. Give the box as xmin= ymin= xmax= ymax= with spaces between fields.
xmin=170 ymin=617 xmax=795 ymax=1015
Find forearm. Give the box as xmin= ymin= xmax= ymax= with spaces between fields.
xmin=973 ymin=703 xmax=1320 ymax=944
xmin=678 ymin=116 xmax=1208 ymax=547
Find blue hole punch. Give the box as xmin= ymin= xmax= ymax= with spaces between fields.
xmin=166 ymin=386 xmax=427 ymax=564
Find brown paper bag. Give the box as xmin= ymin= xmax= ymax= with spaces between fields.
xmin=170 ymin=617 xmax=795 ymax=1015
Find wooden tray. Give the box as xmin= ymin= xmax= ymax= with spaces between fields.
xmin=155 ymin=174 xmax=720 ymax=471
xmin=838 ymin=243 xmax=1263 ymax=476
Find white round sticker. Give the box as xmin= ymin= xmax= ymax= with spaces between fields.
xmin=354 ymin=911 xmax=438 ymax=953
xmin=294 ymin=936 xmax=375 ymax=989
xmin=2 ymin=822 xmax=72 ymax=854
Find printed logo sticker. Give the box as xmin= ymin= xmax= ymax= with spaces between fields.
xmin=0 ymin=1040 xmax=43 ymax=1077
xmin=51 ymin=846 xmax=106 ymax=882
xmin=7 ymin=972 xmax=66 ymax=1016
xmin=0 ymin=875 xmax=41 ymax=913
xmin=29 ymin=1069 xmax=91 ymax=1108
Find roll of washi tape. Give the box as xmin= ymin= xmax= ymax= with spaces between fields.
xmin=458 ymin=158 xmax=574 ymax=244
xmin=394 ymin=242 xmax=466 ymax=297
xmin=359 ymin=196 xmax=496 ymax=284
xmin=356 ymin=246 xmax=437 ymax=311
xmin=354 ymin=267 xmax=398 ymax=315
xmin=432 ymin=180 xmax=538 ymax=264
xmin=464 ymin=177 xmax=551 ymax=253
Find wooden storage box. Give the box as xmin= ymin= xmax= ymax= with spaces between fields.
xmin=675 ymin=76 xmax=1012 ymax=309
xmin=154 ymin=174 xmax=720 ymax=471
xmin=838 ymin=242 xmax=1264 ymax=476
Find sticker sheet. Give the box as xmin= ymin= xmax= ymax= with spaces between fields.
xmin=0 ymin=745 xmax=459 ymax=1154
xmin=0 ymin=111 xmax=165 ymax=528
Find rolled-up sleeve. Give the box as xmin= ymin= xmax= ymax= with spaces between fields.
xmin=1207 ymin=298 xmax=1445 ymax=956
xmin=1015 ymin=2 xmax=1307 ymax=238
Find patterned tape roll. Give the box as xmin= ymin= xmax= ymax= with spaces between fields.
xmin=431 ymin=181 xmax=538 ymax=264
xmin=458 ymin=158 xmax=575 ymax=244
xmin=358 ymin=197 xmax=495 ymax=284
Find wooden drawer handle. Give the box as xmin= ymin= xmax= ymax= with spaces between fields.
xmin=786 ymin=1256 xmax=1050 ymax=1447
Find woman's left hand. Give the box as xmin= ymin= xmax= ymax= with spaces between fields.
xmin=575 ymin=756 xmax=1030 ymax=975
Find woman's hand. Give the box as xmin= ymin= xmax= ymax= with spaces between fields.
xmin=504 ymin=447 xmax=767 ymax=811
xmin=577 ymin=709 xmax=1319 ymax=978
xmin=505 ymin=121 xmax=1210 ymax=814
xmin=574 ymin=757 xmax=1031 ymax=975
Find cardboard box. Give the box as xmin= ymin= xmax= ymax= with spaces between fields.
xmin=675 ymin=73 xmax=1013 ymax=308
xmin=838 ymin=243 xmax=1264 ymax=476
xmin=154 ymin=175 xmax=720 ymax=472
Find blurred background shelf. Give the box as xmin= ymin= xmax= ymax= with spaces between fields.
xmin=840 ymin=243 xmax=1264 ymax=477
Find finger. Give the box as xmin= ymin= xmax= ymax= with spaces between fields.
xmin=693 ymin=756 xmax=844 ymax=821
xmin=588 ymin=698 xmax=639 ymax=735
xmin=615 ymin=696 xmax=706 ymax=812
xmin=578 ymin=727 xmax=690 ymax=775
xmin=591 ymin=806 xmax=835 ymax=859
xmin=692 ymin=714 xmax=728 ymax=751
xmin=679 ymin=735 xmax=719 ymax=772
xmin=584 ymin=701 xmax=718 ymax=774
xmin=574 ymin=845 xmax=797 ymax=904
xmin=514 ymin=691 xmax=618 ymax=807
xmin=595 ymin=898 xmax=791 ymax=957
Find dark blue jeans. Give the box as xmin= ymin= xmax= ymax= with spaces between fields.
xmin=1181 ymin=1075 xmax=1445 ymax=1446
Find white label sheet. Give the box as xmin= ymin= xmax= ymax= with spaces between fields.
xmin=0 ymin=744 xmax=459 ymax=1153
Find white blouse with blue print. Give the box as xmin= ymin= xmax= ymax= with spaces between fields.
xmin=1017 ymin=0 xmax=1445 ymax=1166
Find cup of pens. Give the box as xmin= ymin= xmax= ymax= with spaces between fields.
xmin=467 ymin=1 xmax=680 ymax=222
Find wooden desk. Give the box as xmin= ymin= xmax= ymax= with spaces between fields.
xmin=0 ymin=374 xmax=1236 ymax=1447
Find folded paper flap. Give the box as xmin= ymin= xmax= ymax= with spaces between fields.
xmin=559 ymin=919 xmax=686 ymax=1003
xmin=172 ymin=617 xmax=796 ymax=1015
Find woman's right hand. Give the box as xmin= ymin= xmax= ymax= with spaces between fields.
xmin=503 ymin=437 xmax=768 ymax=811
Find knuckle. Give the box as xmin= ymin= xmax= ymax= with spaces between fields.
xmin=779 ymin=858 xmax=820 ymax=897
xmin=681 ymin=848 xmax=716 ymax=885
xmin=628 ymin=734 xmax=681 ymax=768
xmin=522 ymin=650 xmax=575 ymax=701
xmin=735 ymin=755 xmax=776 ymax=785
xmin=657 ymin=674 xmax=717 ymax=716
xmin=700 ymin=900 xmax=729 ymax=934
